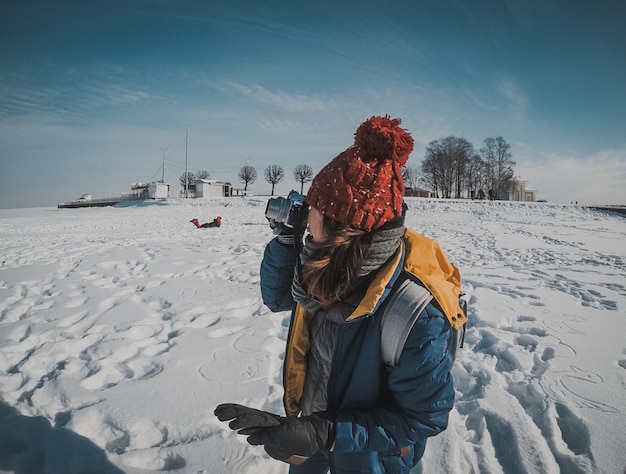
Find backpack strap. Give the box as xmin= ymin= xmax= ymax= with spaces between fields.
xmin=380 ymin=278 xmax=433 ymax=368
xmin=450 ymin=297 xmax=467 ymax=360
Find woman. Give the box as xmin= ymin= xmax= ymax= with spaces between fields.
xmin=216 ymin=116 xmax=465 ymax=473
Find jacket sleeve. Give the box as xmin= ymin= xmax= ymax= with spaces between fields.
xmin=333 ymin=302 xmax=454 ymax=453
xmin=260 ymin=237 xmax=299 ymax=312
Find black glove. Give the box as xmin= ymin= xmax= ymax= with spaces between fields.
xmin=248 ymin=413 xmax=334 ymax=461
xmin=269 ymin=218 xmax=296 ymax=245
xmin=214 ymin=403 xmax=334 ymax=462
xmin=214 ymin=403 xmax=281 ymax=435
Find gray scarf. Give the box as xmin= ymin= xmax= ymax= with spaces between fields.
xmin=291 ymin=225 xmax=405 ymax=312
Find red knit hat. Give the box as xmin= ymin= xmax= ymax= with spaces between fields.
xmin=306 ymin=115 xmax=414 ymax=231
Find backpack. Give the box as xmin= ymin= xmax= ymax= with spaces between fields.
xmin=380 ymin=272 xmax=467 ymax=369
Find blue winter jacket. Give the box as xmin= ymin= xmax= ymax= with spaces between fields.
xmin=260 ymin=229 xmax=465 ymax=473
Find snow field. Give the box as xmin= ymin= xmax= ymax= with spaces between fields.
xmin=0 ymin=197 xmax=625 ymax=473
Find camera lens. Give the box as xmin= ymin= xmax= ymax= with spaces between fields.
xmin=265 ymin=197 xmax=292 ymax=224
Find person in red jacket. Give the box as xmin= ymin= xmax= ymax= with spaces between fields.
xmin=216 ymin=116 xmax=463 ymax=473
xmin=190 ymin=216 xmax=221 ymax=228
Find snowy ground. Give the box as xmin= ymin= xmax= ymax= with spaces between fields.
xmin=0 ymin=197 xmax=625 ymax=474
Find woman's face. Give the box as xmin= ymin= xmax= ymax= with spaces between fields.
xmin=306 ymin=207 xmax=326 ymax=243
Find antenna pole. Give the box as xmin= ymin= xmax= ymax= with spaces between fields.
xmin=161 ymin=147 xmax=167 ymax=183
xmin=184 ymin=128 xmax=189 ymax=197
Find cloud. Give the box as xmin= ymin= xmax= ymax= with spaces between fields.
xmin=0 ymin=61 xmax=158 ymax=122
xmin=497 ymin=76 xmax=527 ymax=115
xmin=517 ymin=146 xmax=626 ymax=205
xmin=461 ymin=86 xmax=497 ymax=112
xmin=226 ymin=82 xmax=334 ymax=113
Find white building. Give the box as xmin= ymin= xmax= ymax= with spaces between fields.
xmin=129 ymin=182 xmax=170 ymax=200
xmin=195 ymin=180 xmax=233 ymax=198
xmin=148 ymin=182 xmax=170 ymax=199
xmin=507 ymin=180 xmax=536 ymax=202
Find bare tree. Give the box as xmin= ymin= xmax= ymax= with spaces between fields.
xmin=493 ymin=136 xmax=516 ymax=198
xmin=402 ymin=164 xmax=421 ymax=194
xmin=180 ymin=171 xmax=196 ymax=190
xmin=480 ymin=136 xmax=516 ymax=199
xmin=420 ymin=151 xmax=440 ymax=198
xmin=480 ymin=137 xmax=497 ymax=198
xmin=422 ymin=136 xmax=472 ymax=198
xmin=451 ymin=138 xmax=473 ymax=198
xmin=293 ymin=164 xmax=314 ymax=194
xmin=196 ymin=170 xmax=211 ymax=180
xmin=264 ymin=165 xmax=284 ymax=196
xmin=238 ymin=165 xmax=257 ymax=194
xmin=466 ymin=154 xmax=486 ymax=199
xmin=419 ymin=135 xmax=516 ymax=200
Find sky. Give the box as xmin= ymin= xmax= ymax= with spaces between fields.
xmin=1 ymin=0 xmax=625 ymax=209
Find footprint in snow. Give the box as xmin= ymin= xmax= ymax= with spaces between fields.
xmin=539 ymin=365 xmax=619 ymax=413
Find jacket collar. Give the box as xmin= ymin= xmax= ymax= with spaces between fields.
xmin=345 ymin=229 xmax=465 ymax=329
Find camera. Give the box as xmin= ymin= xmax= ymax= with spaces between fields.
xmin=265 ymin=191 xmax=308 ymax=229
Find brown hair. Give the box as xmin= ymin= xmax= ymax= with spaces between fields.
xmin=300 ymin=214 xmax=371 ymax=308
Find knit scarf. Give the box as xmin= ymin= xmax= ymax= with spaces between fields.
xmin=292 ymin=225 xmax=405 ymax=312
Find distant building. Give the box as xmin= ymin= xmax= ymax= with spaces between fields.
xmin=190 ymin=179 xmax=246 ymax=198
xmin=405 ymin=188 xmax=436 ymax=198
xmin=129 ymin=182 xmax=170 ymax=200
xmin=148 ymin=182 xmax=170 ymax=199
xmin=506 ymin=180 xmax=536 ymax=202
xmin=195 ymin=179 xmax=233 ymax=198
xmin=230 ymin=187 xmax=248 ymax=197
xmin=59 ymin=182 xmax=170 ymax=208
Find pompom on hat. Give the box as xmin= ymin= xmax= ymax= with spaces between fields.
xmin=306 ymin=115 xmax=414 ymax=231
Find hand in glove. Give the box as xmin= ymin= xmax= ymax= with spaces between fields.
xmin=214 ymin=403 xmax=334 ymax=462
xmin=248 ymin=413 xmax=334 ymax=462
xmin=269 ymin=218 xmax=297 ymax=246
xmin=214 ymin=403 xmax=281 ymax=435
